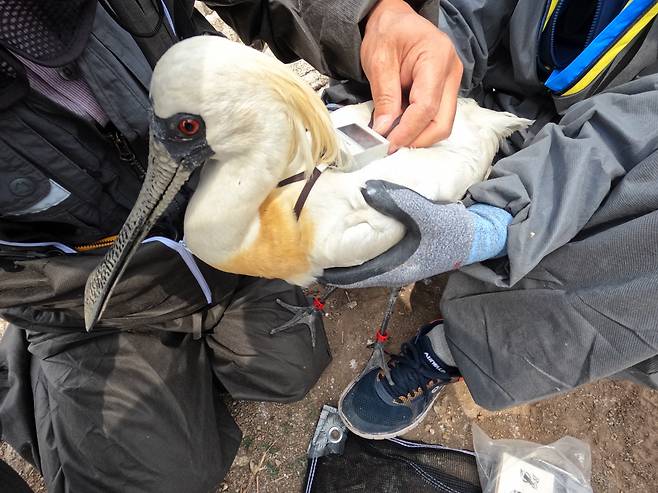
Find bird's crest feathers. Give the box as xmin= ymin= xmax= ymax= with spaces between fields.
xmin=265 ymin=69 xmax=342 ymax=175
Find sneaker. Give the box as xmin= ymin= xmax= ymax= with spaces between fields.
xmin=338 ymin=321 xmax=461 ymax=439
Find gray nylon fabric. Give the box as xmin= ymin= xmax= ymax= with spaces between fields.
xmin=1 ymin=1 xmax=657 ymax=486
xmin=206 ymin=0 xmax=379 ymax=81
xmin=426 ymin=0 xmax=658 ymax=407
xmin=464 ymin=74 xmax=658 ymax=287
xmin=442 ymin=151 xmax=658 ymax=409
xmin=319 ymin=0 xmax=658 ymax=407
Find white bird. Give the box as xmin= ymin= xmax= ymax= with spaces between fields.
xmin=84 ymin=35 xmax=531 ymax=328
xmin=167 ymin=37 xmax=530 ymax=284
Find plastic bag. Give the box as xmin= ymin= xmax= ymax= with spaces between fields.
xmin=472 ymin=424 xmax=593 ymax=493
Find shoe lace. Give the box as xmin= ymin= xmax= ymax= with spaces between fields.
xmin=379 ymin=342 xmax=444 ymax=404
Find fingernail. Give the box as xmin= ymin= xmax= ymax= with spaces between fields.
xmin=388 ymin=143 xmax=399 ymax=154
xmin=373 ymin=115 xmax=394 ymax=135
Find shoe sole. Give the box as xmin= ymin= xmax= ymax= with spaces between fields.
xmin=337 ymin=377 xmax=446 ymax=440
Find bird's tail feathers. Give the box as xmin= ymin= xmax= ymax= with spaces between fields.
xmin=491 ymin=112 xmax=534 ymax=139
xmin=459 ymin=98 xmax=533 ymax=140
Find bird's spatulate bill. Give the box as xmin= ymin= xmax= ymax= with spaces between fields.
xmin=83 ymin=135 xmax=193 ymax=330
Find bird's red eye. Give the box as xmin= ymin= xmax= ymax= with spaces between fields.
xmin=178 ymin=118 xmax=200 ymax=136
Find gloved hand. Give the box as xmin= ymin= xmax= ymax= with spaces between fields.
xmin=321 ymin=180 xmax=512 ymax=288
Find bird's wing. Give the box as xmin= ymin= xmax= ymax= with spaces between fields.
xmin=305 ymin=171 xmax=406 ymax=269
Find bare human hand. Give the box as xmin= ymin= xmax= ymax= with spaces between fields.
xmin=362 ymin=0 xmax=463 ymax=152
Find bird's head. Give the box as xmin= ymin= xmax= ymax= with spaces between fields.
xmin=84 ymin=36 xmax=339 ymax=330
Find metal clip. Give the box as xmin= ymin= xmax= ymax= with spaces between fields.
xmin=308 ymin=405 xmax=348 ymax=459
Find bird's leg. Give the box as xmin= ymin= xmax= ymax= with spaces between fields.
xmin=269 ymin=286 xmax=338 ymax=348
xmin=362 ymin=286 xmax=402 ymax=385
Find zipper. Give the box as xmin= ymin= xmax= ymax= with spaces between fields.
xmin=103 ymin=126 xmax=187 ymax=237
xmin=75 ymin=236 xmax=212 ymax=304
xmin=75 ymin=235 xmax=118 ymax=252
xmin=548 ymin=0 xmax=568 ymax=63
xmin=2 ymin=236 xmax=212 ymax=304
xmin=586 ymin=0 xmax=605 ymax=46
xmin=105 ymin=127 xmax=147 ymax=179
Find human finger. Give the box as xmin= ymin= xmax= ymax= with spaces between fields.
xmin=386 ymin=60 xmax=444 ymax=150
xmin=365 ymin=50 xmax=404 ymax=135
xmin=409 ymin=65 xmax=461 ymax=147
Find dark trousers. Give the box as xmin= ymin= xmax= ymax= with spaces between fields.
xmin=0 ymin=277 xmax=331 ymax=493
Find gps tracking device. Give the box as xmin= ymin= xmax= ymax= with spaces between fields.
xmin=336 ymin=122 xmax=389 ymax=167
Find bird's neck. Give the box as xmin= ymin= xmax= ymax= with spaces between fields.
xmin=183 ymin=143 xmax=314 ymax=265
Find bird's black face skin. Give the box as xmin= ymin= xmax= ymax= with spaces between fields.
xmin=151 ymin=112 xmax=215 ymax=168
xmin=83 ymin=111 xmax=215 ymax=331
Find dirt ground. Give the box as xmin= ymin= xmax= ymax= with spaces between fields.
xmin=2 ymin=4 xmax=658 ymax=493
xmin=218 ymin=280 xmax=658 ymax=493
xmin=3 ymin=280 xmax=657 ymax=493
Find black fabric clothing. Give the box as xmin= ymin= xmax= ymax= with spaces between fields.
xmin=0 ymin=1 xmax=342 ymax=491
xmin=1 ymin=0 xmax=655 ymax=488
xmin=0 ymin=456 xmax=32 ymax=493
xmin=1 ymin=275 xmax=329 ymax=492
xmin=0 ymin=5 xmax=157 ymax=245
xmin=1 ymin=254 xmax=330 ymax=492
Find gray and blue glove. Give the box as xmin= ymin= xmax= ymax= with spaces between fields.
xmin=321 ymin=180 xmax=512 ymax=288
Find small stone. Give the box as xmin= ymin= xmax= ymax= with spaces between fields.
xmin=347 ymin=301 xmax=358 ymax=309
xmin=234 ymin=454 xmax=250 ymax=467
xmin=275 ymin=459 xmax=282 ymax=467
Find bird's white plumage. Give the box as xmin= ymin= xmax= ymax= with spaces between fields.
xmin=307 ymin=99 xmax=529 ymax=271
xmin=151 ymin=36 xmax=531 ymax=285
